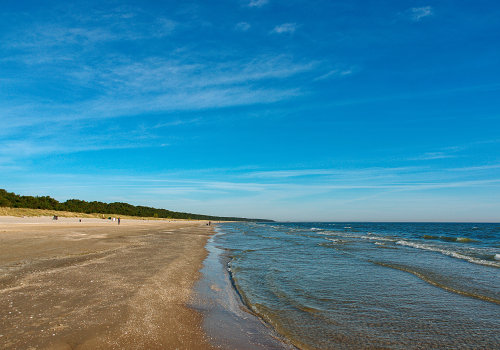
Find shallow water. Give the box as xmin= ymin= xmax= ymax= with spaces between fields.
xmin=194 ymin=228 xmax=293 ymax=349
xmin=214 ymin=222 xmax=500 ymax=349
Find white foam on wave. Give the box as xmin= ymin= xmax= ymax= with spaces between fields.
xmin=318 ymin=230 xmax=392 ymax=243
xmin=325 ymin=238 xmax=343 ymax=243
xmin=310 ymin=228 xmax=323 ymax=231
xmin=495 ymin=254 xmax=500 ymax=261
xmin=396 ymin=240 xmax=500 ymax=268
xmin=312 ymin=230 xmax=337 ymax=236
xmin=361 ymin=235 xmax=395 ymax=242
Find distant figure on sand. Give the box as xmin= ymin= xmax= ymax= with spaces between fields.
xmin=118 ymin=218 xmax=121 ymax=225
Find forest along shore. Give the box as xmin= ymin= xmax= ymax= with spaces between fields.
xmin=0 ymin=217 xmax=215 ymax=349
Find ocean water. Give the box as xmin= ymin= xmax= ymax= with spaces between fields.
xmin=211 ymin=222 xmax=500 ymax=349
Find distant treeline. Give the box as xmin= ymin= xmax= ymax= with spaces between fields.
xmin=0 ymin=189 xmax=271 ymax=222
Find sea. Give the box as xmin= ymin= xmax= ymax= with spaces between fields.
xmin=195 ymin=222 xmax=500 ymax=349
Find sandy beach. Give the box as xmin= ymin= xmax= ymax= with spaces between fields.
xmin=0 ymin=216 xmax=215 ymax=349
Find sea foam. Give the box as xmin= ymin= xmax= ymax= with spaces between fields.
xmin=396 ymin=240 xmax=500 ymax=268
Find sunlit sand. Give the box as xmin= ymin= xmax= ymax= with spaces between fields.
xmin=0 ymin=216 xmax=214 ymax=349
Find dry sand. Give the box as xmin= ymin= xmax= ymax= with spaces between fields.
xmin=0 ymin=216 xmax=215 ymax=349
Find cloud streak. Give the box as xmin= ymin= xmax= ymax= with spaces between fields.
xmin=235 ymin=22 xmax=251 ymax=31
xmin=314 ymin=68 xmax=354 ymax=81
xmin=10 ymin=168 xmax=500 ymax=198
xmin=247 ymin=0 xmax=269 ymax=8
xmin=410 ymin=151 xmax=457 ymax=160
xmin=272 ymin=23 xmax=297 ymax=34
xmin=5 ymin=161 xmax=500 ymax=220
xmin=410 ymin=6 xmax=434 ymax=21
xmin=0 ymin=55 xmax=313 ymax=129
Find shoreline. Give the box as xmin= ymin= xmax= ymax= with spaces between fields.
xmin=0 ymin=216 xmax=215 ymax=349
xmin=194 ymin=224 xmax=294 ymax=349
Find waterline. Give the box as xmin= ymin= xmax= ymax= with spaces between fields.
xmin=194 ymin=227 xmax=293 ymax=349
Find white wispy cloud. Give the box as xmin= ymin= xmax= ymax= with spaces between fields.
xmin=410 ymin=6 xmax=434 ymax=21
xmin=16 ymin=169 xmax=500 ymax=198
xmin=5 ymin=18 xmax=177 ymax=50
xmin=0 ymin=5 xmax=339 ymax=165
xmin=0 ymin=54 xmax=313 ymax=129
xmin=314 ymin=68 xmax=353 ymax=81
xmin=408 ymin=144 xmax=471 ymax=161
xmin=247 ymin=0 xmax=269 ymax=8
xmin=153 ymin=118 xmax=201 ymax=128
xmin=0 ymin=134 xmax=161 ymax=161
xmin=235 ymin=22 xmax=251 ymax=31
xmin=6 ymin=166 xmax=500 ymax=221
xmin=244 ymin=169 xmax=336 ymax=178
xmin=242 ymin=167 xmax=424 ymax=179
xmin=272 ymin=23 xmax=297 ymax=34
xmin=410 ymin=151 xmax=457 ymax=160
xmin=449 ymin=164 xmax=500 ymax=172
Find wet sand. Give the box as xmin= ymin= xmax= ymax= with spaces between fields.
xmin=0 ymin=217 xmax=215 ymax=349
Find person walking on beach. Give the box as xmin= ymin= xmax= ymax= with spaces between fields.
xmin=118 ymin=218 xmax=121 ymax=225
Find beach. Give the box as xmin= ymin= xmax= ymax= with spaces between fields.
xmin=0 ymin=216 xmax=215 ymax=349
xmin=2 ymin=218 xmax=498 ymax=349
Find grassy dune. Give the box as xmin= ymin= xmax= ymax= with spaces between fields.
xmin=0 ymin=207 xmax=178 ymax=220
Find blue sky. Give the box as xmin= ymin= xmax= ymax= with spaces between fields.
xmin=1 ymin=0 xmax=499 ymax=221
